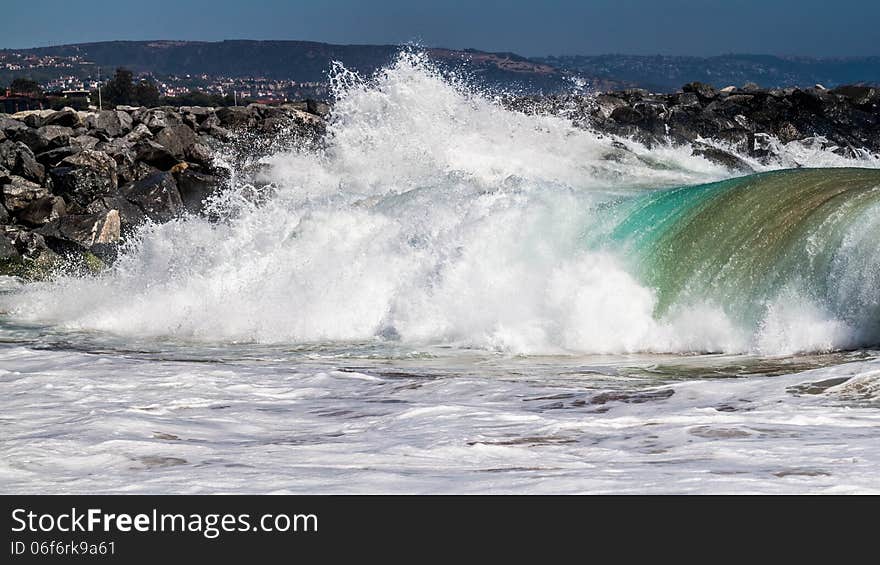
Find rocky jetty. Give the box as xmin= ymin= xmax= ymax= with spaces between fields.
xmin=1 ymin=101 xmax=326 ymax=277
xmin=3 ymin=81 xmax=879 ymax=280
xmin=511 ymin=83 xmax=880 ymax=171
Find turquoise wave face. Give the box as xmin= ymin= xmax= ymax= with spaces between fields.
xmin=606 ymin=168 xmax=880 ymax=346
xmin=3 ymin=165 xmax=879 ymax=354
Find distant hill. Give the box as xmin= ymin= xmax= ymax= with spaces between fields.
xmin=536 ymin=54 xmax=880 ymax=91
xmin=22 ymin=40 xmax=396 ymax=80
xmin=10 ymin=40 xmax=571 ymax=93
xmin=5 ymin=41 xmax=879 ymax=97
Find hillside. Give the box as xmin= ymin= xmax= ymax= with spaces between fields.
xmin=537 ymin=54 xmax=880 ymax=91
xmin=9 ymin=40 xmax=571 ymax=93
xmin=4 ymin=41 xmax=879 ymax=97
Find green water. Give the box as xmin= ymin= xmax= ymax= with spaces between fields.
xmin=605 ymin=168 xmax=880 ymax=342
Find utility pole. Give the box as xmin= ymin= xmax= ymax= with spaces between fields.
xmin=97 ymin=67 xmax=102 ymax=110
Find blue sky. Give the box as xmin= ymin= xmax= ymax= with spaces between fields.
xmin=1 ymin=0 xmax=877 ymax=57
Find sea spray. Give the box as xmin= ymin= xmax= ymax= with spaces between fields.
xmin=1 ymin=53 xmax=879 ymax=355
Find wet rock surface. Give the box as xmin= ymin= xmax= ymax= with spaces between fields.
xmin=509 ymin=82 xmax=880 ymax=170
xmin=0 ymin=101 xmax=326 ymax=278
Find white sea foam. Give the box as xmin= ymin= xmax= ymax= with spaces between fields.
xmin=1 ymin=342 xmax=878 ymax=494
xmin=3 ymin=53 xmax=878 ymax=355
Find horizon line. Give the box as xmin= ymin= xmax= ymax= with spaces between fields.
xmin=2 ymin=39 xmax=879 ymax=61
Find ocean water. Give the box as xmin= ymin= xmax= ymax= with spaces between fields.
xmin=1 ymin=53 xmax=879 ymax=494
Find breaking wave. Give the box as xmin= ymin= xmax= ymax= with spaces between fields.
xmin=3 ymin=52 xmax=880 ymax=355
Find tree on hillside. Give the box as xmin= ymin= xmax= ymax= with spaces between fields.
xmin=10 ymin=78 xmax=42 ymax=96
xmin=133 ymin=79 xmax=160 ymax=107
xmin=101 ymin=67 xmax=134 ymax=106
xmin=101 ymin=68 xmax=162 ymax=107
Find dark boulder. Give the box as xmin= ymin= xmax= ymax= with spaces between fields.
xmin=179 ymin=106 xmax=214 ymax=120
xmin=0 ymin=229 xmax=64 ymax=278
xmin=122 ymin=171 xmax=183 ymax=222
xmin=72 ymin=134 xmax=100 ymax=151
xmin=197 ymin=113 xmax=221 ymax=133
xmin=10 ymin=229 xmax=50 ymax=257
xmin=87 ymin=110 xmax=133 ymax=139
xmin=682 ymin=82 xmax=719 ymax=101
xmin=205 ymin=124 xmax=232 ymax=141
xmin=259 ymin=116 xmax=289 ymax=133
xmin=119 ymin=159 xmax=160 ymax=186
xmin=692 ymin=143 xmax=754 ymax=172
xmin=175 ymin=168 xmax=219 ymax=212
xmin=50 ymin=150 xmax=118 ymax=207
xmin=17 ymin=196 xmax=66 ymax=227
xmin=97 ymin=138 xmax=136 ymax=163
xmin=306 ymin=99 xmax=331 ymax=117
xmin=0 ymin=141 xmax=45 ymax=183
xmin=135 ymin=140 xmax=180 ymax=170
xmin=616 ymin=88 xmax=650 ymax=104
xmin=216 ymin=106 xmax=255 ymax=129
xmin=775 ymin=121 xmax=802 ymax=143
xmin=2 ymin=176 xmax=49 ymax=212
xmin=137 ymin=108 xmax=181 ymax=132
xmin=0 ymin=229 xmax=66 ymax=278
xmin=153 ymin=124 xmax=198 ymax=160
xmin=21 ymin=113 xmax=42 ymax=128
xmin=590 ymin=94 xmax=628 ymax=119
xmin=124 ymin=123 xmax=153 ymax=143
xmin=610 ymin=106 xmax=644 ymax=125
xmin=14 ymin=148 xmax=45 ymax=185
xmin=0 ymin=116 xmax=28 ymax=137
xmin=633 ymin=100 xmax=668 ymax=122
xmin=36 ymin=209 xmax=121 ymax=253
xmin=87 ymin=196 xmax=146 ymax=231
xmin=184 ymin=142 xmax=214 ymax=167
xmin=35 ymin=145 xmax=81 ymax=168
xmin=0 ymin=233 xmax=19 ymax=264
xmin=41 ymin=125 xmax=75 ymax=148
xmin=715 ymin=93 xmax=756 ymax=109
xmin=110 ymin=145 xmax=159 ymax=186
xmin=271 ymin=107 xmax=325 ymax=137
xmin=789 ymin=88 xmax=831 ymax=115
xmin=0 ymin=141 xmax=16 ymax=170
xmin=669 ymin=92 xmax=701 ymax=108
xmin=832 ymin=85 xmax=878 ymax=109
xmin=14 ymin=125 xmax=74 ymax=153
xmin=180 ymin=106 xmax=214 ymax=130
xmin=42 ymin=108 xmax=84 ymax=128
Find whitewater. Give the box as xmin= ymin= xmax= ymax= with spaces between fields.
xmin=2 ymin=53 xmax=879 ymax=493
